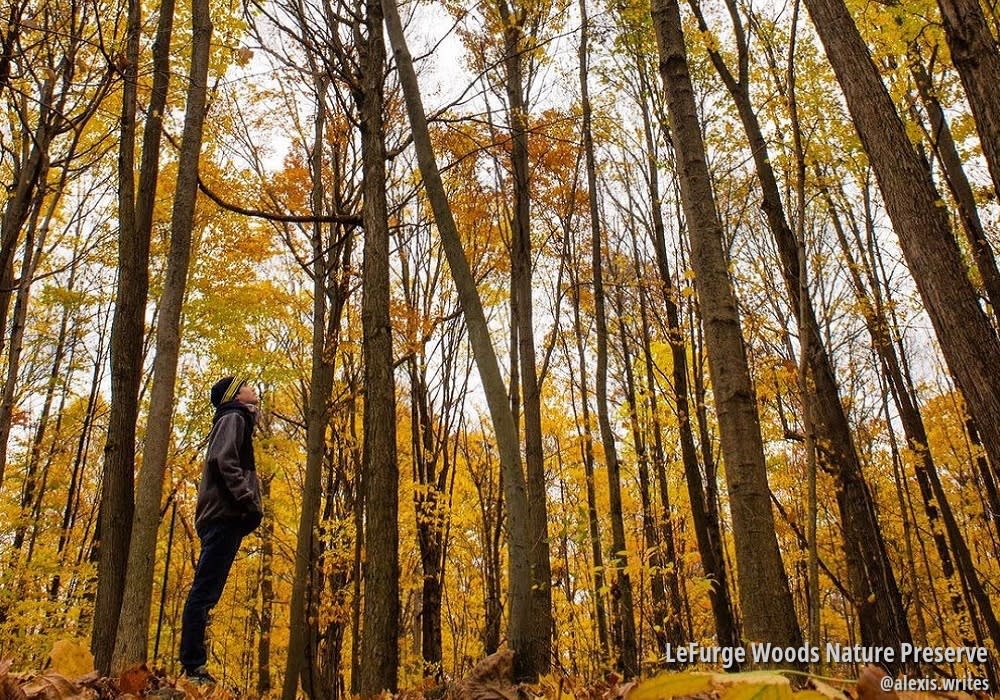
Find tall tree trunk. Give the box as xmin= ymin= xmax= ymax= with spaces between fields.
xmin=381 ymin=0 xmax=535 ymax=679
xmin=498 ymin=0 xmax=552 ymax=672
xmin=802 ymin=0 xmax=1000 ymax=544
xmin=629 ymin=39 xmax=739 ymax=650
xmin=826 ymin=186 xmax=1000 ymax=662
xmin=650 ymin=0 xmax=803 ymax=654
xmin=617 ymin=282 xmax=671 ymax=654
xmin=112 ymin=0 xmax=211 ymax=668
xmin=282 ymin=75 xmax=353 ymax=700
xmin=357 ymin=0 xmax=399 ymax=687
xmin=91 ymin=0 xmax=142 ymax=668
xmin=568 ymin=251 xmax=610 ymax=657
xmin=92 ymin=0 xmax=172 ymax=669
xmin=935 ymin=0 xmax=1000 ymax=200
xmin=628 ymin=222 xmax=686 ymax=649
xmin=907 ymin=49 xmax=1000 ymax=318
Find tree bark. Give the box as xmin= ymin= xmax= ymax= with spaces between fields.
xmin=282 ymin=74 xmax=353 ymax=700
xmin=627 ymin=34 xmax=740 ymax=650
xmin=826 ymin=186 xmax=1000 ymax=665
xmin=650 ymin=0 xmax=804 ymax=653
xmin=357 ymin=0 xmax=400 ymax=689
xmin=906 ymin=49 xmax=1000 ymax=319
xmin=687 ymin=0 xmax=911 ymax=657
xmin=91 ymin=0 xmax=143 ymax=668
xmin=497 ymin=0 xmax=553 ymax=672
xmin=568 ymin=250 xmax=610 ymax=657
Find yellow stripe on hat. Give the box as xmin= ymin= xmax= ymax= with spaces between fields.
xmin=222 ymin=375 xmax=247 ymax=404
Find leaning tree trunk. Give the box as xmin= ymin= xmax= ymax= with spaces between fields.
xmin=906 ymin=49 xmax=1000 ymax=319
xmin=111 ymin=0 xmax=211 ymax=669
xmin=828 ymin=191 xmax=1000 ymax=664
xmin=935 ymin=0 xmax=1000 ymax=201
xmin=801 ymin=0 xmax=1000 ymax=533
xmin=650 ymin=0 xmax=804 ymax=654
xmin=381 ymin=0 xmax=536 ymax=679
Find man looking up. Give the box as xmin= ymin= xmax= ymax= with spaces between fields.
xmin=180 ymin=375 xmax=263 ymax=684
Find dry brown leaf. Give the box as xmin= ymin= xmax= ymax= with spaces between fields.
xmin=452 ymin=649 xmax=517 ymax=700
xmin=117 ymin=665 xmax=151 ymax=697
xmin=19 ymin=672 xmax=93 ymax=700
xmin=856 ymin=666 xmax=897 ymax=700
xmin=0 ymin=675 xmax=27 ymax=700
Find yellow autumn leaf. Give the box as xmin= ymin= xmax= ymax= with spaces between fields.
xmin=625 ymin=671 xmax=714 ymax=700
xmin=718 ymin=674 xmax=793 ymax=700
xmin=47 ymin=639 xmax=94 ymax=680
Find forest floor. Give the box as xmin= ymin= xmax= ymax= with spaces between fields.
xmin=1 ymin=646 xmax=994 ymax=700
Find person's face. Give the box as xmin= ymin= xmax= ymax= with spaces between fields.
xmin=235 ymin=383 xmax=259 ymax=406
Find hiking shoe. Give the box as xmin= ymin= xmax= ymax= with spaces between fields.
xmin=182 ymin=666 xmax=217 ymax=684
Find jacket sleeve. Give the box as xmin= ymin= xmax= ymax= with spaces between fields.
xmin=207 ymin=413 xmax=256 ymax=509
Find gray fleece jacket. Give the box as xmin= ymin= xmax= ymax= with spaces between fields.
xmin=194 ymin=405 xmax=263 ymax=534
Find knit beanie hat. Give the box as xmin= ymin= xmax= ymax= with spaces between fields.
xmin=211 ymin=375 xmax=247 ymax=408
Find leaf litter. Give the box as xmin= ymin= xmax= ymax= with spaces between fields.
xmin=1 ymin=644 xmax=995 ymax=700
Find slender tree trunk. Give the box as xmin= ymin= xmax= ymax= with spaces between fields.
xmin=0 ymin=135 xmax=48 ymax=370
xmin=91 ymin=0 xmax=142 ymax=667
xmin=0 ymin=200 xmax=46 ymax=523
xmin=907 ymin=49 xmax=1000 ymax=317
xmin=568 ymin=259 xmax=610 ymax=657
xmin=689 ymin=0 xmax=912 ymax=655
xmin=497 ymin=0 xmax=552 ymax=672
xmin=581 ymin=1 xmax=637 ymax=674
xmin=283 ymin=75 xmax=353 ymax=700
xmin=827 ymin=187 xmax=1000 ymax=664
xmin=617 ymin=284 xmax=671 ymax=654
xmin=574 ymin=0 xmax=613 ymax=662
xmin=381 ymin=0 xmax=535 ymax=679
xmin=629 ymin=223 xmax=686 ymax=649
xmin=52 ymin=308 xmax=108 ymax=600
xmin=650 ymin=0 xmax=803 ymax=654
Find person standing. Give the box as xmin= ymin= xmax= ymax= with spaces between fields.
xmin=180 ymin=375 xmax=264 ymax=683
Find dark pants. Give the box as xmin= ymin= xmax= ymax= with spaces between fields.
xmin=179 ymin=519 xmax=244 ymax=672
